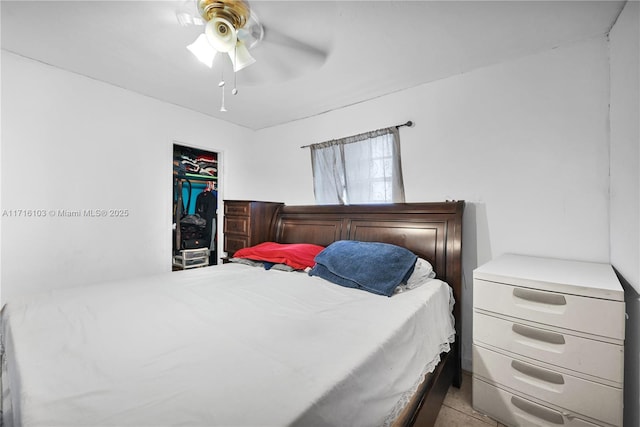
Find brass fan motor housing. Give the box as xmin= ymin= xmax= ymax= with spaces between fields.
xmin=197 ymin=0 xmax=250 ymax=29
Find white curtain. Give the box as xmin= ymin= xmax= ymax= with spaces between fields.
xmin=310 ymin=127 xmax=405 ymax=205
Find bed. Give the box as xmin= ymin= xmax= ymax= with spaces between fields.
xmin=0 ymin=201 xmax=464 ymax=427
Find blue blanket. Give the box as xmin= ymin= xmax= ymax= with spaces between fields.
xmin=309 ymin=240 xmax=417 ymax=297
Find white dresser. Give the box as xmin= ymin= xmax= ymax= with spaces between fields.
xmin=472 ymin=254 xmax=625 ymax=427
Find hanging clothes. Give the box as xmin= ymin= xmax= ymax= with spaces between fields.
xmin=196 ymin=185 xmax=218 ymax=264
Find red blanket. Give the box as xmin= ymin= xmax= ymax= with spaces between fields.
xmin=233 ymin=242 xmax=325 ymax=270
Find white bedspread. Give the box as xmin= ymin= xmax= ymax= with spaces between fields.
xmin=1 ymin=264 xmax=455 ymax=427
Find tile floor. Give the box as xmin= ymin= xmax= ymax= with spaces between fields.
xmin=434 ymin=371 xmax=507 ymax=427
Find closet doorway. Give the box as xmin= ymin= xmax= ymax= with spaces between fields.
xmin=172 ymin=143 xmax=219 ymax=270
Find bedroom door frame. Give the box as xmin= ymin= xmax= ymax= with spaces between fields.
xmin=170 ymin=139 xmax=224 ymax=268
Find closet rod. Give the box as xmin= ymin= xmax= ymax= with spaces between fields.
xmin=300 ymin=120 xmax=414 ymax=149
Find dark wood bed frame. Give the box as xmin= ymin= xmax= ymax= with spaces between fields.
xmin=264 ymin=201 xmax=465 ymax=427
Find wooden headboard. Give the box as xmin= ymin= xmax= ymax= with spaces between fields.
xmin=271 ymin=201 xmax=464 ymax=321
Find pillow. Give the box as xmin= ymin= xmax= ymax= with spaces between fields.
xmin=233 ymin=242 xmax=325 ymax=270
xmin=394 ymin=258 xmax=437 ymax=294
xmin=309 ymin=240 xmax=417 ymax=297
xmin=228 ymin=257 xmax=265 ymax=268
xmin=264 ymin=262 xmax=296 ymax=272
xmin=228 ymin=257 xmax=297 ymax=272
xmin=406 ymin=257 xmax=437 ymax=289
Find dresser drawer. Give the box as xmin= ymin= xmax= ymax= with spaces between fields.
xmin=473 ymin=377 xmax=602 ymax=427
xmin=224 ymin=216 xmax=250 ymax=235
xmin=224 ymin=235 xmax=249 ymax=255
xmin=473 ymin=312 xmax=624 ymax=384
xmin=473 ymin=345 xmax=622 ymax=426
xmin=224 ymin=202 xmax=250 ymax=216
xmin=474 ymin=279 xmax=625 ymax=340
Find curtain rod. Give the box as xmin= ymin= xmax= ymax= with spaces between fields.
xmin=300 ymin=120 xmax=414 ymax=149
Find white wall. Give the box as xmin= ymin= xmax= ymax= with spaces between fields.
xmin=611 ymin=2 xmax=640 ymax=290
xmin=1 ymin=51 xmax=254 ymax=301
xmin=252 ymin=36 xmax=612 ymax=370
xmin=610 ymin=2 xmax=640 ymax=426
xmin=0 ymin=6 xmax=3 ymax=304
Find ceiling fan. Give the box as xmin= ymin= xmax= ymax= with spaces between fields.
xmin=177 ymin=0 xmax=263 ymax=72
xmin=176 ymin=0 xmax=330 ymax=111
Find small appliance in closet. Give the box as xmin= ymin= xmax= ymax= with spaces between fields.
xmin=172 ymin=143 xmax=219 ymax=269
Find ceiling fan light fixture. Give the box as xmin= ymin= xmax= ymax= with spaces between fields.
xmin=205 ymin=17 xmax=238 ymax=53
xmin=183 ymin=0 xmax=260 ymax=112
xmin=230 ymin=40 xmax=255 ymax=72
xmin=187 ymin=33 xmax=217 ymax=68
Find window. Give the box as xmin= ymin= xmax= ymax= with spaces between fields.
xmin=309 ymin=127 xmax=405 ymax=204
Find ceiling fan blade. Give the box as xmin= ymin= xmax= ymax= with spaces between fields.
xmin=236 ymin=25 xmax=329 ymax=85
xmin=176 ymin=0 xmax=205 ymax=27
xmin=237 ymin=48 xmax=326 ymax=85
xmin=262 ymin=26 xmax=327 ymax=61
xmin=237 ymin=10 xmax=264 ymax=49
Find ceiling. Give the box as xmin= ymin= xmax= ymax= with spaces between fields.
xmin=1 ymin=0 xmax=626 ymax=130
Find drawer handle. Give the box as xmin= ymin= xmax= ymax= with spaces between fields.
xmin=511 ymin=360 xmax=565 ymax=385
xmin=511 ymin=396 xmax=565 ymax=425
xmin=512 ymin=324 xmax=566 ymax=345
xmin=513 ymin=288 xmax=567 ymax=306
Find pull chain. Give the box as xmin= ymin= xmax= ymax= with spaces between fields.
xmin=232 ymin=46 xmax=238 ymax=95
xmin=219 ymin=69 xmax=227 ymax=112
